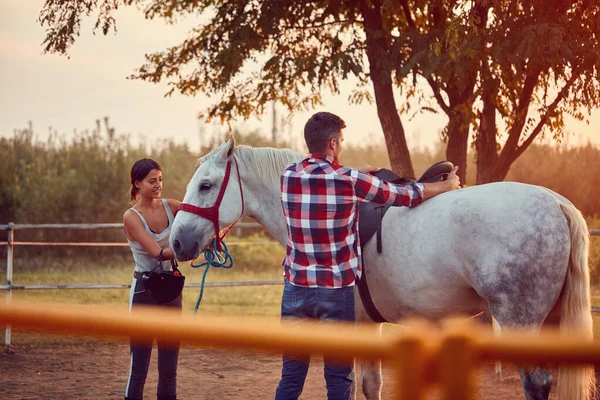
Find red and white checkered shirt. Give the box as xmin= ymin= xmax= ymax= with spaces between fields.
xmin=280 ymin=153 xmax=425 ymax=288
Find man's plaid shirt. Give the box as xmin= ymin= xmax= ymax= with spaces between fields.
xmin=280 ymin=154 xmax=425 ymax=288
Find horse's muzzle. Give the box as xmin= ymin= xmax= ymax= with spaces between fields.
xmin=172 ymin=237 xmax=200 ymax=262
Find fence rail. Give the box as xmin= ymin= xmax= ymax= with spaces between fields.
xmin=0 ymin=281 xmax=283 ymax=291
xmin=0 ymin=221 xmax=272 ymax=351
xmin=1 ymin=222 xmax=599 ymax=352
xmin=1 ymin=300 xmax=600 ymax=399
xmin=0 ymin=222 xmax=262 ymax=230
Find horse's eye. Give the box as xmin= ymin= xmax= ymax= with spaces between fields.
xmin=200 ymin=183 xmax=212 ymax=191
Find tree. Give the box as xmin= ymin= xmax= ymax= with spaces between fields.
xmin=389 ymin=0 xmax=488 ymax=182
xmin=38 ymin=0 xmax=600 ymax=182
xmin=389 ymin=0 xmax=600 ymax=182
xmin=38 ymin=0 xmax=417 ymax=176
xmin=473 ymin=0 xmax=600 ymax=183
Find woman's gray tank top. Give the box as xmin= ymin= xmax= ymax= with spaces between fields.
xmin=127 ymin=199 xmax=174 ymax=273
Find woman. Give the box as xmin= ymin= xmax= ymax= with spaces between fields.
xmin=123 ymin=158 xmax=182 ymax=400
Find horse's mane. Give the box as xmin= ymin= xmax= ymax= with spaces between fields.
xmin=198 ymin=144 xmax=305 ymax=186
xmin=234 ymin=145 xmax=305 ymax=185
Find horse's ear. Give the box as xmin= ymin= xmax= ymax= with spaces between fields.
xmin=216 ymin=135 xmax=236 ymax=162
xmin=226 ymin=135 xmax=236 ymax=158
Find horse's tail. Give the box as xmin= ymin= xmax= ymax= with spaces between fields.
xmin=557 ymin=203 xmax=595 ymax=400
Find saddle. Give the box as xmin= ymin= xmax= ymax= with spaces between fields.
xmin=356 ymin=161 xmax=454 ymax=323
xmin=358 ymin=160 xmax=454 ymax=254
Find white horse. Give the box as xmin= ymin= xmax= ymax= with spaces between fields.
xmin=170 ymin=138 xmax=594 ymax=400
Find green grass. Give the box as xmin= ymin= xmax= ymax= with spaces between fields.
xmin=1 ymin=261 xmax=285 ymax=346
xmin=1 ymin=232 xmax=286 ymax=311
xmin=3 ymin=262 xmax=284 ymax=316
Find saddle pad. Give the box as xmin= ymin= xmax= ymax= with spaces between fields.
xmin=357 ymin=161 xmax=453 ymax=250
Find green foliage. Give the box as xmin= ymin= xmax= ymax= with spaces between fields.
xmin=0 ymin=119 xmax=406 ymax=259
xmin=506 ymin=144 xmax=600 ymax=217
xmin=0 ymin=118 xmax=198 ymax=257
xmin=39 ymin=0 xmax=369 ymax=123
xmin=505 ymin=146 xmax=600 ymax=279
xmin=1 ymin=119 xmax=599 ymax=281
xmin=391 ymin=0 xmax=600 ymax=181
xmin=589 ymin=217 xmax=600 ymax=284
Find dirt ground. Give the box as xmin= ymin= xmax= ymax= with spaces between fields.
xmin=0 ymin=340 xmax=559 ymax=399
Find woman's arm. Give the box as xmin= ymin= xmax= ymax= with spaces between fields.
xmin=123 ymin=210 xmax=176 ymax=260
xmin=166 ymin=198 xmax=182 ymax=217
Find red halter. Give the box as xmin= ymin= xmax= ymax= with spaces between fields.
xmin=177 ymin=157 xmax=245 ymax=252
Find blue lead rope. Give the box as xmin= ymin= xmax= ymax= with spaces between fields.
xmin=190 ymin=238 xmax=234 ymax=315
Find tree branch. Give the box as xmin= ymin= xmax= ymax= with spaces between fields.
xmin=459 ymin=1 xmax=490 ymax=105
xmin=514 ymin=73 xmax=578 ymax=159
xmin=38 ymin=0 xmax=120 ymax=55
xmin=282 ymin=19 xmax=361 ymax=31
xmin=398 ymin=0 xmax=416 ymax=29
xmin=426 ymin=76 xmax=451 ymax=114
xmin=499 ymin=68 xmax=541 ymax=156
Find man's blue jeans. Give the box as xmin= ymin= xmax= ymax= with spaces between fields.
xmin=275 ymin=279 xmax=355 ymax=400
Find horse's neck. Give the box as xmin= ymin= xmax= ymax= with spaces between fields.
xmin=236 ymin=146 xmax=304 ymax=247
xmin=244 ymin=175 xmax=288 ymax=247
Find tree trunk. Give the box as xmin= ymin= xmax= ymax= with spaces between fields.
xmin=437 ymin=2 xmax=489 ymax=184
xmin=475 ymin=71 xmax=500 ymax=184
xmin=360 ymin=0 xmax=414 ymax=177
xmin=484 ymin=71 xmax=574 ymax=183
xmin=371 ymin=77 xmax=414 ymax=177
xmin=475 ymin=117 xmax=499 ymax=184
xmin=445 ymin=110 xmax=469 ymax=183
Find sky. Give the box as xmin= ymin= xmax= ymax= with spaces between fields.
xmin=1 ymin=1 xmax=599 ymax=155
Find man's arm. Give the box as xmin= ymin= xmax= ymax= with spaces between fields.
xmin=352 ymin=169 xmax=423 ymax=208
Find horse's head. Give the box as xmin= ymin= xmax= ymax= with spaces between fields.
xmin=170 ymin=136 xmax=244 ymax=261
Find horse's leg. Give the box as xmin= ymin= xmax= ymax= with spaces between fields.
xmin=492 ymin=315 xmax=502 ymax=381
xmin=489 ymin=307 xmax=553 ymax=400
xmin=350 ymin=360 xmax=357 ymax=400
xmin=514 ymin=301 xmax=566 ymax=400
xmin=359 ymin=324 xmax=384 ymax=400
xmin=518 ymin=367 xmax=553 ymax=400
xmin=354 ymin=290 xmax=384 ymax=400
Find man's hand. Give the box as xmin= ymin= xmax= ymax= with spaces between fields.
xmin=358 ymin=165 xmax=381 ymax=174
xmin=446 ymin=166 xmax=461 ymax=190
xmin=422 ymin=166 xmax=461 ymax=201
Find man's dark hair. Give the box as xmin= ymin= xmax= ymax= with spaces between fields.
xmin=304 ymin=112 xmax=346 ymax=153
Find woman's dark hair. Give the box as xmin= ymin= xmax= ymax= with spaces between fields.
xmin=304 ymin=112 xmax=346 ymax=153
xmin=130 ymin=158 xmax=162 ymax=201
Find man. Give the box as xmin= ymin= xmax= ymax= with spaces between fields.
xmin=276 ymin=112 xmax=461 ymax=400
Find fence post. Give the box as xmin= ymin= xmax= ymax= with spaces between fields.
xmin=4 ymin=222 xmax=14 ymax=353
xmin=393 ymin=330 xmax=428 ymax=400
xmin=439 ymin=321 xmax=474 ymax=400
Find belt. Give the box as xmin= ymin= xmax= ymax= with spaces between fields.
xmin=134 ymin=271 xmax=151 ymax=280
xmin=134 ymin=270 xmax=174 ymax=280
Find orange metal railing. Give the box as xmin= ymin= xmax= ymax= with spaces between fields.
xmin=1 ymin=300 xmax=600 ymax=399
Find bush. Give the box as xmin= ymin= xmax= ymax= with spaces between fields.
xmin=1 ymin=118 xmax=599 ymax=283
